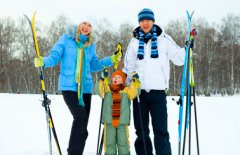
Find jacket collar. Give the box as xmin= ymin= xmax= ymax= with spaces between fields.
xmin=133 ymin=24 xmax=162 ymax=40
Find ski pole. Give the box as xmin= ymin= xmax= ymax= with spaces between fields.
xmin=189 ymin=44 xmax=200 ymax=155
xmin=96 ymin=70 xmax=107 ymax=155
xmin=192 ymin=87 xmax=200 ymax=155
xmin=96 ymin=72 xmax=107 ymax=155
xmin=96 ymin=102 xmax=104 ymax=155
xmin=136 ymin=92 xmax=147 ymax=155
xmin=132 ymin=72 xmax=147 ymax=155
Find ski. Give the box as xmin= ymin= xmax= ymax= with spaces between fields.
xmin=23 ymin=12 xmax=62 ymax=155
xmin=177 ymin=10 xmax=194 ymax=155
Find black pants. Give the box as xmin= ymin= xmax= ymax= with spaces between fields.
xmin=62 ymin=91 xmax=92 ymax=155
xmin=133 ymin=90 xmax=172 ymax=155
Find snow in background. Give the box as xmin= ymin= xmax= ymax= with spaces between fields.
xmin=0 ymin=93 xmax=240 ymax=155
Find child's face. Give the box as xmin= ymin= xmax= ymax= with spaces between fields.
xmin=111 ymin=75 xmax=123 ymax=85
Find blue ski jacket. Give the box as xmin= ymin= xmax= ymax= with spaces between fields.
xmin=43 ymin=25 xmax=113 ymax=93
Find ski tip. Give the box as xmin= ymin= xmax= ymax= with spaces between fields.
xmin=23 ymin=14 xmax=27 ymax=18
xmin=186 ymin=10 xmax=195 ymax=18
xmin=32 ymin=11 xmax=37 ymax=22
xmin=33 ymin=11 xmax=37 ymax=16
xmin=23 ymin=14 xmax=31 ymax=24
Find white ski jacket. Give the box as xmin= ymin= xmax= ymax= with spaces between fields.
xmin=123 ymin=25 xmax=186 ymax=91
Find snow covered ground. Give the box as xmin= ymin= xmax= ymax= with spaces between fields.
xmin=0 ymin=93 xmax=239 ymax=155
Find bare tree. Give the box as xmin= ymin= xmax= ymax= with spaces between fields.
xmin=15 ymin=17 xmax=38 ymax=93
xmin=165 ymin=19 xmax=186 ymax=95
xmin=0 ymin=14 xmax=240 ymax=95
xmin=193 ymin=18 xmax=219 ymax=95
xmin=115 ymin=22 xmax=134 ymax=70
xmin=0 ymin=17 xmax=16 ymax=93
xmin=218 ymin=13 xmax=240 ymax=95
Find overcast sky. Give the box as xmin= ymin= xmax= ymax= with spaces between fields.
xmin=1 ymin=0 xmax=240 ymax=28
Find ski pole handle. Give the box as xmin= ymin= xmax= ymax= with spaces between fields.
xmin=190 ymin=29 xmax=197 ymax=38
xmin=132 ymin=71 xmax=140 ymax=102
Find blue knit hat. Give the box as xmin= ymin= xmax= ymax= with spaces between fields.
xmin=138 ymin=8 xmax=155 ymax=22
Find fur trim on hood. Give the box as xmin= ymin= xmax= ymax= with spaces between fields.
xmin=66 ymin=24 xmax=78 ymax=39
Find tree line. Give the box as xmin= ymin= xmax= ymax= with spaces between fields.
xmin=0 ymin=14 xmax=239 ymax=96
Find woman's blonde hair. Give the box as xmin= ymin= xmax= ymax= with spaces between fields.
xmin=75 ymin=23 xmax=93 ymax=46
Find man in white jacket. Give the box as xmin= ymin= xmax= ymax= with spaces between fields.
xmin=123 ymin=8 xmax=186 ymax=155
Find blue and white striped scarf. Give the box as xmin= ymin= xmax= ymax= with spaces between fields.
xmin=137 ymin=26 xmax=158 ymax=60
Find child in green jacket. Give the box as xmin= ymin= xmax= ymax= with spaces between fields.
xmin=99 ymin=70 xmax=140 ymax=155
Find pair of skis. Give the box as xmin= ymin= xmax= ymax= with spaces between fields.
xmin=177 ymin=11 xmax=200 ymax=155
xmin=24 ymin=12 xmax=62 ymax=155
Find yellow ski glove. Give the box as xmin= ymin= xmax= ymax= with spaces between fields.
xmin=111 ymin=50 xmax=122 ymax=63
xmin=34 ymin=56 xmax=44 ymax=67
xmin=132 ymin=72 xmax=141 ymax=88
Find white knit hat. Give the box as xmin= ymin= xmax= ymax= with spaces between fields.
xmin=79 ymin=16 xmax=97 ymax=28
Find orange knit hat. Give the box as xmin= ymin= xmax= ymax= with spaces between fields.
xmin=111 ymin=70 xmax=127 ymax=84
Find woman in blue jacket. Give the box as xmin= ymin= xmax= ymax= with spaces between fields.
xmin=34 ymin=16 xmax=121 ymax=155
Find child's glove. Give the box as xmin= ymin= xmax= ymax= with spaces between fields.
xmin=103 ymin=69 xmax=108 ymax=77
xmin=132 ymin=72 xmax=139 ymax=80
xmin=132 ymin=72 xmax=141 ymax=88
xmin=99 ymin=69 xmax=108 ymax=81
xmin=34 ymin=56 xmax=44 ymax=67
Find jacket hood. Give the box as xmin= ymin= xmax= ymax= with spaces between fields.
xmin=133 ymin=24 xmax=163 ymax=40
xmin=66 ymin=24 xmax=78 ymax=39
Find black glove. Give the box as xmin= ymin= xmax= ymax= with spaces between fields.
xmin=190 ymin=39 xmax=194 ymax=49
xmin=185 ymin=37 xmax=195 ymax=49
